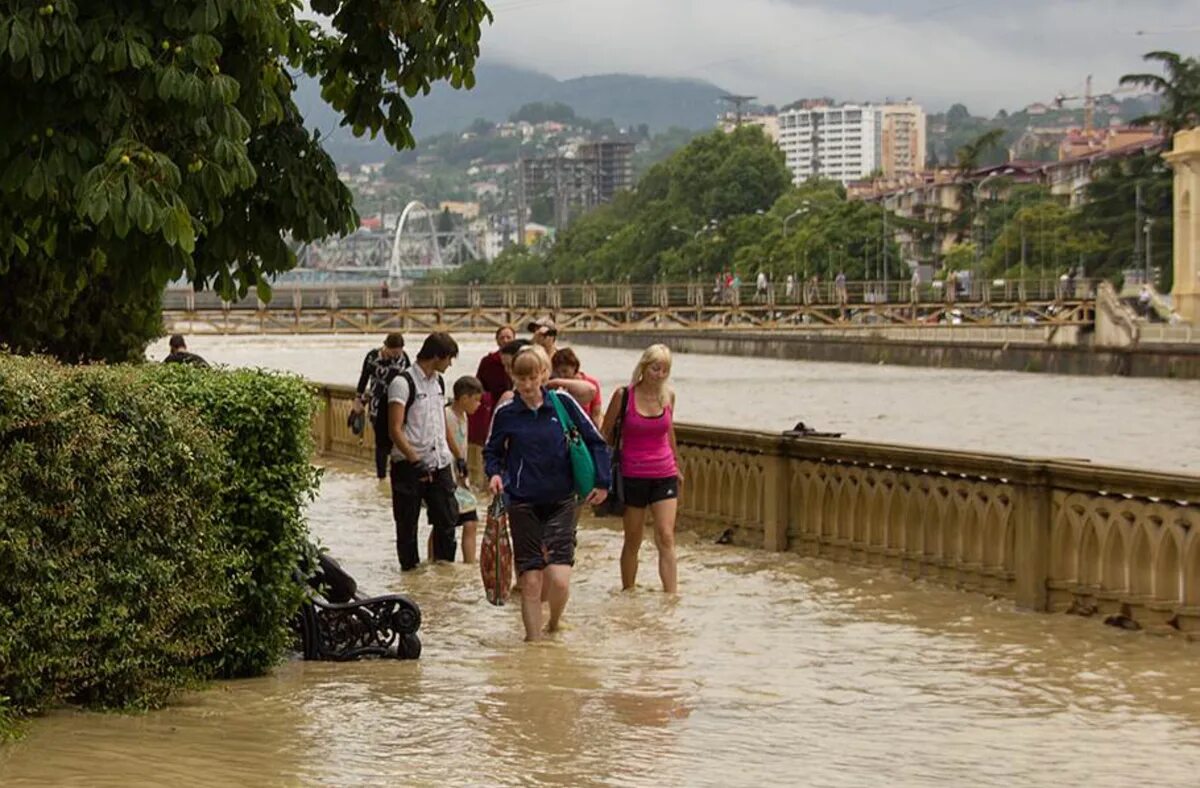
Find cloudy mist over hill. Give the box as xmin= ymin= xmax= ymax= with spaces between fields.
xmin=293 ymin=60 xmax=730 ymax=164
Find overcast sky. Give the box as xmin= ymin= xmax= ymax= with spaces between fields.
xmin=477 ymin=0 xmax=1197 ymax=113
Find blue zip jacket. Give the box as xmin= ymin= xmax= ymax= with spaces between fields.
xmin=484 ymin=388 xmax=612 ymax=503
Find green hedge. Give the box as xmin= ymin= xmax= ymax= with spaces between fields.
xmin=146 ymin=364 xmax=321 ymax=678
xmin=0 ymin=356 xmax=320 ymax=736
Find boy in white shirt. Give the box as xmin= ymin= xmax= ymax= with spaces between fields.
xmin=444 ymin=375 xmax=484 ymax=562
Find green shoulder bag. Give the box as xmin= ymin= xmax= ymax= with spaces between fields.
xmin=547 ymin=390 xmax=596 ymax=497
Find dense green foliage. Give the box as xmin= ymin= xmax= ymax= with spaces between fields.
xmin=449 ymin=127 xmax=903 ymax=284
xmin=1078 ymin=150 xmax=1173 ymax=286
xmin=0 ymin=0 xmax=490 ymax=363
xmin=509 ymin=101 xmax=577 ymax=125
xmin=149 ymin=364 xmax=321 ymax=677
xmin=0 ymin=358 xmax=320 ymax=736
xmin=0 ymin=356 xmax=237 ymax=728
xmin=453 ymin=127 xmax=802 ymax=283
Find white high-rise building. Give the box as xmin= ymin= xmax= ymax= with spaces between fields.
xmin=777 ymin=104 xmax=882 ymax=185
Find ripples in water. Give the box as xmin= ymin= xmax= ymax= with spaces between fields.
xmin=4 ymin=464 xmax=1200 ymax=787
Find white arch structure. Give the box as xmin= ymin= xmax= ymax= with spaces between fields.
xmin=389 ymin=200 xmax=443 ymax=280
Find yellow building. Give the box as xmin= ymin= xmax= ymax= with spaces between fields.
xmin=438 ymin=201 xmax=481 ymax=220
xmin=1165 ymin=128 xmax=1200 ymax=323
xmin=880 ymin=101 xmax=927 ymax=179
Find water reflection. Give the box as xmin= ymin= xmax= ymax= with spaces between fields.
xmin=4 ymin=463 xmax=1200 ymax=786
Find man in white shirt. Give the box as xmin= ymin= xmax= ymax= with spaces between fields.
xmin=388 ymin=332 xmax=463 ymax=570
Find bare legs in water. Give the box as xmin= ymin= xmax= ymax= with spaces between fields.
xmin=619 ymin=497 xmax=678 ymax=593
xmin=518 ymin=564 xmax=572 ymax=641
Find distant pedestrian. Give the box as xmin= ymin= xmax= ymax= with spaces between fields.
xmin=527 ymin=316 xmax=559 ymax=357
xmin=163 ymin=334 xmax=209 ymax=367
xmin=380 ymin=279 xmax=391 ymax=302
xmin=834 ymin=271 xmax=848 ymax=306
xmin=785 ymin=273 xmax=796 ymax=301
xmin=755 ymin=270 xmax=769 ymax=303
xmin=910 ymin=268 xmax=921 ymax=302
xmin=354 ymin=332 xmax=411 ymax=479
xmin=388 ymin=332 xmax=461 ymax=570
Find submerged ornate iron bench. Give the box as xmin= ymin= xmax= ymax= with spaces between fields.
xmin=294 ymin=552 xmax=422 ymax=660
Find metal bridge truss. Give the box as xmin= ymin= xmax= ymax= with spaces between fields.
xmin=292 ymin=201 xmax=479 ymax=282
xmin=163 ymin=281 xmax=1095 ymax=335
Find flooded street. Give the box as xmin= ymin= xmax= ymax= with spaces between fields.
xmin=4 ymin=334 xmax=1200 ymax=786
xmin=150 ymin=333 xmax=1200 ymax=472
xmin=4 ymin=462 xmax=1200 ymax=786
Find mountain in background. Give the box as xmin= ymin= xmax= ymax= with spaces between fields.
xmin=294 ymin=61 xmax=730 ymax=164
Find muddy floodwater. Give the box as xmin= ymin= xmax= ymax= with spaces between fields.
xmin=3 ymin=335 xmax=1200 ymax=786
xmin=157 ymin=333 xmax=1200 ymax=472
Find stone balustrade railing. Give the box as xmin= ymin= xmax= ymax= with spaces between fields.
xmin=312 ymin=384 xmax=1200 ymax=638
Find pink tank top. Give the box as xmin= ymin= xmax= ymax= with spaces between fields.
xmin=620 ymin=387 xmax=678 ymax=479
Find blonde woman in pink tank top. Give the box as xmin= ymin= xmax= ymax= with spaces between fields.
xmin=600 ymin=344 xmax=682 ymax=593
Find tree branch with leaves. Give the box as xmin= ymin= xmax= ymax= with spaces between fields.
xmin=0 ymin=0 xmax=492 ymax=361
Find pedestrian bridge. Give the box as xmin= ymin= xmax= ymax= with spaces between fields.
xmin=312 ymin=383 xmax=1200 ymax=639
xmin=164 ymin=279 xmax=1098 ymax=335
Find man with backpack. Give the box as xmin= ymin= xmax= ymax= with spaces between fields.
xmin=353 ymin=333 xmax=411 ymax=479
xmin=388 ymin=332 xmax=462 ymax=571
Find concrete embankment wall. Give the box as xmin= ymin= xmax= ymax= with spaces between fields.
xmin=568 ymin=330 xmax=1200 ymax=379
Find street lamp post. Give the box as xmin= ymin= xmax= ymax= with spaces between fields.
xmin=1144 ymin=217 xmax=1156 ymax=286
xmin=973 ymin=171 xmax=1003 ymax=299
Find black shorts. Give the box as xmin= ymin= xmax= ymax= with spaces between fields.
xmin=622 ymin=476 xmax=678 ymax=508
xmin=456 ymin=510 xmax=478 ymax=527
xmin=506 ymin=497 xmax=578 ymax=573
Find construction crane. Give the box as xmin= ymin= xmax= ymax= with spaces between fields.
xmin=1052 ymin=75 xmax=1140 ymax=135
xmin=1053 ymin=75 xmax=1096 ymax=134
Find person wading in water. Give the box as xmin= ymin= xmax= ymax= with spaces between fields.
xmin=601 ymin=344 xmax=683 ymax=593
xmin=485 ymin=346 xmax=610 ymax=641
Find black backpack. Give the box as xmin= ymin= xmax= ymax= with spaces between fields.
xmin=371 ymin=368 xmax=445 ymax=447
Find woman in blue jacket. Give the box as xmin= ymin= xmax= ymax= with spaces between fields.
xmin=485 ymin=346 xmax=611 ymax=641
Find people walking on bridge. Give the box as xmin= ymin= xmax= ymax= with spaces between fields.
xmin=755 ymin=271 xmax=769 ymax=303
xmin=469 ymin=326 xmax=516 ymax=488
xmin=354 ymin=332 xmax=411 ymax=479
xmin=388 ymin=332 xmax=461 ymax=571
xmin=486 ymin=346 xmax=611 ymax=641
xmin=163 ymin=334 xmax=209 ymax=367
xmin=601 ymin=344 xmax=682 ymax=594
xmin=834 ymin=271 xmax=848 ymax=318
xmin=785 ymin=273 xmax=796 ymax=302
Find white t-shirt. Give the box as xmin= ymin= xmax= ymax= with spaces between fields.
xmin=387 ymin=367 xmax=451 ymax=469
